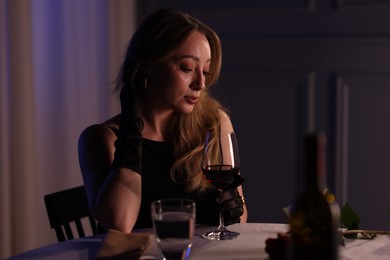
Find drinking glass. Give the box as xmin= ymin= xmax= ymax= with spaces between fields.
xmin=201 ymin=130 xmax=241 ymax=240
xmin=151 ymin=199 xmax=196 ymax=260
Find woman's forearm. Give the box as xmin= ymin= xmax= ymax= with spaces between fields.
xmin=93 ymin=168 xmax=141 ymax=233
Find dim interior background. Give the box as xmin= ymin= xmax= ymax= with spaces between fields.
xmin=2 ymin=0 xmax=390 ymax=258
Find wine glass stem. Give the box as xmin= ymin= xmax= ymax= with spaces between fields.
xmin=217 ymin=189 xmax=226 ymax=231
xmin=218 ymin=209 xmax=225 ymax=230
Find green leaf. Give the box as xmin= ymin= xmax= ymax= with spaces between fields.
xmin=341 ymin=203 xmax=360 ymax=229
xmin=283 ymin=204 xmax=292 ymax=219
xmin=341 ymin=203 xmax=360 ymax=238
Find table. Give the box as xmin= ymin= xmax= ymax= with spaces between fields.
xmin=7 ymin=223 xmax=390 ymax=259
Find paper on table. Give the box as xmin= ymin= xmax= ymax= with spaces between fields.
xmin=95 ymin=229 xmax=151 ymax=259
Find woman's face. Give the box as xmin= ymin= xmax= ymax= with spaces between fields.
xmin=146 ymin=31 xmax=211 ymax=114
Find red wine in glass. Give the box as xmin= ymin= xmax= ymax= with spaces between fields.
xmin=203 ymin=165 xmax=240 ymax=190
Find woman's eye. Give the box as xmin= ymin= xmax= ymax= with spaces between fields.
xmin=181 ymin=66 xmax=193 ymax=72
xmin=203 ymin=71 xmax=210 ymax=77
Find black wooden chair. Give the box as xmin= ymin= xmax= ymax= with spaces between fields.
xmin=44 ymin=185 xmax=100 ymax=242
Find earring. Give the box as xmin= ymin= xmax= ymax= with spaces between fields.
xmin=144 ymin=78 xmax=148 ymax=89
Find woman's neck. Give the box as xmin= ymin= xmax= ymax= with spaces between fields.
xmin=140 ymin=109 xmax=175 ymax=142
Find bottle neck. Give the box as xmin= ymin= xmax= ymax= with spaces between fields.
xmin=304 ymin=133 xmax=327 ymax=192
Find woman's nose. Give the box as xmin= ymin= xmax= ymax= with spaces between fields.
xmin=191 ymin=70 xmax=206 ymax=90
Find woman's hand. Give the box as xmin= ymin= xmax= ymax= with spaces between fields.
xmin=218 ymin=188 xmax=245 ymax=225
xmin=215 ymin=175 xmax=245 ymax=225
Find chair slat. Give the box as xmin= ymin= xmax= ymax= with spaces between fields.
xmin=54 ymin=227 xmax=66 ymax=242
xmin=64 ymin=223 xmax=74 ymax=240
xmin=88 ymin=215 xmax=97 ymax=235
xmin=75 ymin=219 xmax=86 ymax=238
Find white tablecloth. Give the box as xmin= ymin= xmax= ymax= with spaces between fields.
xmin=340 ymin=232 xmax=390 ymax=260
xmin=7 ymin=223 xmax=390 ymax=259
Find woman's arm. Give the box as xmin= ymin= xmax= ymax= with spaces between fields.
xmin=219 ymin=110 xmax=248 ymax=223
xmin=78 ymin=124 xmax=141 ymax=233
xmin=237 ymin=185 xmax=248 ymax=223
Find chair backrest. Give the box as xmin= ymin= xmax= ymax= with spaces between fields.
xmin=44 ymin=185 xmax=98 ymax=242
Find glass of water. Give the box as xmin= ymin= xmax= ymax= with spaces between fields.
xmin=151 ymin=199 xmax=196 ymax=260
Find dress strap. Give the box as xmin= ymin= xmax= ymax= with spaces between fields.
xmin=107 ymin=126 xmax=120 ymax=137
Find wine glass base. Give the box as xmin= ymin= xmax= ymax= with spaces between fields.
xmin=202 ymin=229 xmax=239 ymax=240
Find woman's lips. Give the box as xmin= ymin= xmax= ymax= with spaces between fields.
xmin=185 ymin=96 xmax=198 ymax=104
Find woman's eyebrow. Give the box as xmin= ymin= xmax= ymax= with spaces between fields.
xmin=178 ymin=55 xmax=211 ymax=63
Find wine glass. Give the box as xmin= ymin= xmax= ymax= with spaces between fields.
xmin=201 ymin=130 xmax=241 ymax=240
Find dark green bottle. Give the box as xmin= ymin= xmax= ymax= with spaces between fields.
xmin=290 ymin=133 xmax=340 ymax=260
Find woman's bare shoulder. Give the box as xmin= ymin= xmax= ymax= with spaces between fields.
xmin=218 ymin=109 xmax=234 ymax=132
xmin=78 ymin=115 xmax=120 ymax=147
xmin=78 ymin=125 xmax=114 ymax=153
xmin=79 ymin=124 xmax=112 ymax=139
xmin=218 ymin=109 xmax=229 ymax=120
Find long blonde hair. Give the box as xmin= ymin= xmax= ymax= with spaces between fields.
xmin=170 ymin=93 xmax=226 ymax=192
xmin=115 ymin=9 xmax=226 ymax=192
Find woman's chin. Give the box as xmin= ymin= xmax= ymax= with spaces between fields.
xmin=177 ymin=106 xmax=195 ymax=114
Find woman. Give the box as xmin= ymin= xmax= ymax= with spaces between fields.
xmin=78 ymin=9 xmax=247 ymax=233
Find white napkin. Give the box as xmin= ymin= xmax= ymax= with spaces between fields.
xmin=95 ymin=229 xmax=151 ymax=259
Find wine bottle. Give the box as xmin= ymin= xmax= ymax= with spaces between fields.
xmin=289 ymin=133 xmax=340 ymax=260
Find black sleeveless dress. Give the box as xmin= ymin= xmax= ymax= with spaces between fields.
xmin=111 ymin=128 xmax=220 ymax=229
